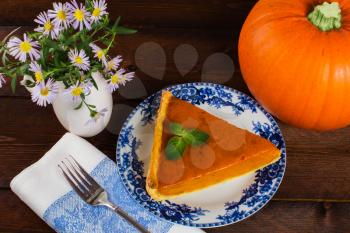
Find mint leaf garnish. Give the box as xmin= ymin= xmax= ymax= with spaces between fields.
xmin=165 ymin=136 xmax=187 ymax=160
xmin=165 ymin=122 xmax=210 ymax=160
xmin=169 ymin=123 xmax=187 ymax=136
xmin=185 ymin=129 xmax=209 ymax=146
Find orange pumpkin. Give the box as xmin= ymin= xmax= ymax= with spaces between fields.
xmin=239 ymin=0 xmax=350 ymax=131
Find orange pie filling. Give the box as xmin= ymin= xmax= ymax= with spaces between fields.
xmin=146 ymin=91 xmax=281 ymax=201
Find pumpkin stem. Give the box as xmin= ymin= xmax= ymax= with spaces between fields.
xmin=308 ymin=2 xmax=342 ymax=31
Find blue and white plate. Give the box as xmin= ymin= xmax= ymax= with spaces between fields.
xmin=116 ymin=82 xmax=286 ymax=228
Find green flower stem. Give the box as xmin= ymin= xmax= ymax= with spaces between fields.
xmin=105 ymin=33 xmax=116 ymax=53
xmin=1 ymin=61 xmax=23 ymax=69
xmin=308 ymin=2 xmax=342 ymax=31
xmin=44 ymin=64 xmax=73 ymax=78
xmin=91 ymin=32 xmax=112 ymax=44
xmin=1 ymin=27 xmax=21 ymax=44
xmin=79 ymin=96 xmax=96 ymax=117
xmin=90 ymin=22 xmax=107 ymax=38
xmin=90 ymin=29 xmax=99 ymax=38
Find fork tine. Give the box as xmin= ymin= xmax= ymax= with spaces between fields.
xmin=65 ymin=158 xmax=92 ymax=189
xmin=60 ymin=158 xmax=149 ymax=233
xmin=61 ymin=161 xmax=90 ymax=196
xmin=58 ymin=164 xmax=87 ymax=200
xmin=69 ymin=155 xmax=100 ymax=188
xmin=61 ymin=161 xmax=88 ymax=193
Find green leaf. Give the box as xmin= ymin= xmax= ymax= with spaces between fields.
xmin=2 ymin=50 xmax=8 ymax=65
xmin=63 ymin=80 xmax=70 ymax=88
xmin=185 ymin=129 xmax=209 ymax=146
xmin=90 ymin=76 xmax=99 ymax=90
xmin=85 ymin=0 xmax=93 ymax=9
xmin=169 ymin=123 xmax=187 ymax=136
xmin=18 ymin=64 xmax=29 ymax=75
xmin=166 ymin=122 xmax=210 ymax=160
xmin=90 ymin=110 xmax=98 ymax=118
xmin=99 ymin=36 xmax=110 ymax=46
xmin=26 ymin=81 xmax=36 ymax=88
xmin=74 ymin=101 xmax=83 ymax=110
xmin=11 ymin=76 xmax=17 ymax=93
xmin=53 ymin=53 xmax=60 ymax=66
xmin=165 ymin=136 xmax=187 ymax=160
xmin=114 ymin=26 xmax=137 ymax=35
xmin=111 ymin=16 xmax=121 ymax=32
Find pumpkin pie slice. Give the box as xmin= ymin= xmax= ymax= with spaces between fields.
xmin=146 ymin=91 xmax=281 ymax=201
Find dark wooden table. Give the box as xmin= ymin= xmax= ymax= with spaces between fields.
xmin=0 ymin=1 xmax=350 ymax=232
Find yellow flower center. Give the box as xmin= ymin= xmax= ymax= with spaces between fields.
xmin=35 ymin=71 xmax=43 ymax=82
xmin=44 ymin=21 xmax=53 ymax=31
xmin=107 ymin=61 xmax=114 ymax=70
xmin=75 ymin=56 xmax=83 ymax=64
xmin=71 ymin=87 xmax=83 ymax=96
xmin=74 ymin=9 xmax=85 ymax=22
xmin=19 ymin=41 xmax=32 ymax=53
xmin=40 ymin=87 xmax=49 ymax=96
xmin=92 ymin=8 xmax=101 ymax=17
xmin=111 ymin=74 xmax=120 ymax=84
xmin=57 ymin=10 xmax=66 ymax=20
xmin=97 ymin=50 xmax=104 ymax=59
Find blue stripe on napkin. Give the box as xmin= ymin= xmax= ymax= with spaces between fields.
xmin=43 ymin=158 xmax=172 ymax=233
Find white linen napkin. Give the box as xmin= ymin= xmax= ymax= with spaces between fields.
xmin=10 ymin=133 xmax=205 ymax=233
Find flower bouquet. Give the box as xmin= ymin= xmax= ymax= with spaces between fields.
xmin=0 ymin=0 xmax=136 ymax=136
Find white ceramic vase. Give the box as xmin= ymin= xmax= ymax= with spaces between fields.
xmin=52 ymin=72 xmax=113 ymax=137
xmin=24 ymin=72 xmax=113 ymax=137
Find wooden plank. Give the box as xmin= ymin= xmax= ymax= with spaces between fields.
xmin=0 ymin=0 xmax=256 ymax=29
xmin=1 ymin=97 xmax=350 ymax=200
xmin=0 ymin=190 xmax=349 ymax=233
xmin=207 ymin=201 xmax=350 ymax=233
xmin=277 ymin=123 xmax=350 ymax=200
xmin=0 ymin=27 xmax=245 ymax=98
xmin=0 ymin=190 xmax=52 ymax=233
xmin=0 ymin=97 xmax=129 ymax=187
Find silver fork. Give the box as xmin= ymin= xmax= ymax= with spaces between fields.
xmin=58 ymin=155 xmax=150 ymax=233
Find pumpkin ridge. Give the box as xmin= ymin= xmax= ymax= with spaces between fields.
xmin=314 ymin=35 xmax=346 ymax=129
xmin=293 ymin=32 xmax=332 ymax=128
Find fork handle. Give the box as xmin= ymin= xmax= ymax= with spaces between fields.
xmin=108 ymin=204 xmax=150 ymax=233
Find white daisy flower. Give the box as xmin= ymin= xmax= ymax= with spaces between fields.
xmin=48 ymin=2 xmax=70 ymax=29
xmin=104 ymin=55 xmax=122 ymax=72
xmin=85 ymin=107 xmax=108 ymax=125
xmin=7 ymin=34 xmax=40 ymax=62
xmin=91 ymin=0 xmax=108 ymax=23
xmin=89 ymin=43 xmax=107 ymax=66
xmin=107 ymin=68 xmax=134 ymax=93
xmin=78 ymin=71 xmax=94 ymax=94
xmin=67 ymin=0 xmax=91 ymax=31
xmin=63 ymin=82 xmax=86 ymax=102
xmin=68 ymin=49 xmax=90 ymax=71
xmin=29 ymin=61 xmax=44 ymax=83
xmin=31 ymin=79 xmax=58 ymax=107
xmin=0 ymin=74 xmax=6 ymax=88
xmin=34 ymin=11 xmax=61 ymax=39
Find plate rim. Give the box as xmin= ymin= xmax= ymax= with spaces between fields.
xmin=116 ymin=82 xmax=287 ymax=228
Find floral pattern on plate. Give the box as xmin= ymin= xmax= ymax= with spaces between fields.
xmin=116 ymin=82 xmax=286 ymax=228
